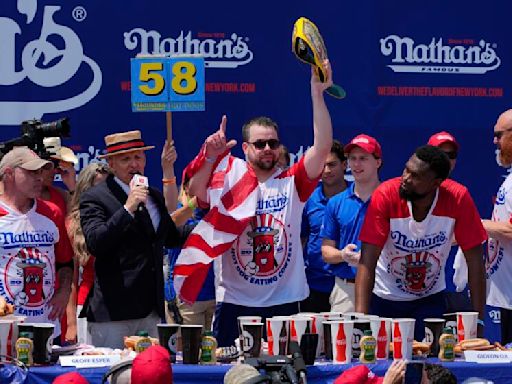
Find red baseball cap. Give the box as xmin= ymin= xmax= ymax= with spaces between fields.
xmin=333 ymin=365 xmax=383 ymax=384
xmin=344 ymin=134 xmax=382 ymax=158
xmin=428 ymin=131 xmax=459 ymax=151
xmin=52 ymin=372 xmax=89 ymax=384
xmin=131 ymin=345 xmax=172 ymax=384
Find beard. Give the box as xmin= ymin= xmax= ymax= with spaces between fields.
xmin=247 ymin=152 xmax=278 ymax=171
xmin=496 ymin=149 xmax=504 ymax=167
xmin=254 ymin=157 xmax=278 ymax=170
xmin=399 ymin=185 xmax=429 ymax=201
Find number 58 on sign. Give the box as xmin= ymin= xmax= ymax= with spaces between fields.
xmin=130 ymin=57 xmax=205 ymax=112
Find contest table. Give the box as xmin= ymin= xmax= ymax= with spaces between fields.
xmin=9 ymin=359 xmax=512 ymax=384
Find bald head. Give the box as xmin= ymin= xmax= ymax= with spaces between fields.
xmin=496 ymin=109 xmax=512 ymax=129
xmin=494 ymin=109 xmax=512 ymax=149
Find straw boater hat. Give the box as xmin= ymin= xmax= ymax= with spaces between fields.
xmin=99 ymin=130 xmax=155 ymax=158
xmin=43 ymin=137 xmax=78 ymax=165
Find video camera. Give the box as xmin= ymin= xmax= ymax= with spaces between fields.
xmin=243 ymin=341 xmax=307 ymax=384
xmin=0 ymin=118 xmax=71 ymax=159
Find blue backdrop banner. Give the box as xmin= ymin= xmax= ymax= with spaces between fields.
xmin=0 ymin=0 xmax=508 ymax=335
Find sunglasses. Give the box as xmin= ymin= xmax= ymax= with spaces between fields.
xmin=494 ymin=127 xmax=512 ymax=140
xmin=443 ymin=151 xmax=458 ymax=160
xmin=248 ymin=139 xmax=280 ymax=150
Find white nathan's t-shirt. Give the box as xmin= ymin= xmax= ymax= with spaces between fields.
xmin=0 ymin=199 xmax=72 ymax=336
xmin=360 ymin=178 xmax=487 ymax=301
xmin=214 ymin=157 xmax=318 ymax=306
xmin=486 ymin=172 xmax=512 ymax=309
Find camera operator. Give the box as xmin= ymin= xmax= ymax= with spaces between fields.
xmin=0 ymin=147 xmax=73 ymax=341
xmin=0 ymin=118 xmax=74 ymax=215
xmin=42 ymin=137 xmax=78 ymax=206
xmin=39 ymin=138 xmax=79 ymax=344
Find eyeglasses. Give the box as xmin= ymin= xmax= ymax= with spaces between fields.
xmin=248 ymin=139 xmax=280 ymax=150
xmin=443 ymin=151 xmax=458 ymax=160
xmin=494 ymin=127 xmax=512 ymax=140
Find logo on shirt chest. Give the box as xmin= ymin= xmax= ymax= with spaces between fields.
xmin=0 ymin=230 xmax=55 ymax=249
xmin=390 ymin=230 xmax=448 ymax=252
xmin=485 ymin=238 xmax=504 ymax=278
xmin=232 ymin=214 xmax=292 ymax=285
xmin=388 ymin=251 xmax=442 ymax=296
xmin=496 ymin=187 xmax=506 ymax=206
xmin=0 ymin=247 xmax=54 ymax=316
xmin=256 ymin=193 xmax=288 ymax=214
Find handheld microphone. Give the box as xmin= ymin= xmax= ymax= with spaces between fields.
xmin=130 ymin=174 xmax=148 ymax=189
xmin=129 ymin=174 xmax=148 ymax=212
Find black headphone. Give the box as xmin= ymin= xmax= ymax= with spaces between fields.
xmin=101 ymin=359 xmax=133 ymax=384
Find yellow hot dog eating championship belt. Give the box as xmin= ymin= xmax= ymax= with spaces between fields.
xmin=292 ymin=17 xmax=346 ymax=99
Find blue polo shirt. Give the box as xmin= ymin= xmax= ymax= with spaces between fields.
xmin=320 ymin=183 xmax=370 ymax=279
xmin=301 ymin=183 xmax=347 ymax=293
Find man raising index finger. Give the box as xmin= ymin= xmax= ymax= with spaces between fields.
xmin=177 ymin=60 xmax=335 ymax=347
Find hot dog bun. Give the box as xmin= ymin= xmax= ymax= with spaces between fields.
xmin=459 ymin=338 xmax=491 ymax=350
xmin=389 ymin=340 xmax=430 ymax=355
xmin=413 ymin=340 xmax=430 ymax=355
xmin=0 ymin=297 xmax=14 ymax=316
xmin=124 ymin=336 xmax=159 ymax=350
xmin=124 ymin=336 xmax=137 ymax=350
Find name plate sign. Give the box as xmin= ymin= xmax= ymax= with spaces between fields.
xmin=59 ymin=354 xmax=122 ymax=368
xmin=464 ymin=350 xmax=512 ymax=364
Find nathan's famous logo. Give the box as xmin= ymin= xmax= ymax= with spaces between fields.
xmin=423 ymin=327 xmax=434 ymax=344
xmin=0 ymin=0 xmax=102 ymax=125
xmin=124 ymin=29 xmax=253 ymax=69
xmin=489 ymin=309 xmax=501 ymax=324
xmin=256 ymin=193 xmax=288 ymax=214
xmin=0 ymin=247 xmax=55 ymax=315
xmin=390 ymin=230 xmax=447 ymax=252
xmin=0 ymin=230 xmax=55 ymax=250
xmin=485 ymin=237 xmax=504 ymax=278
xmin=389 ymin=251 xmax=441 ymax=295
xmin=380 ymin=35 xmax=500 ymax=74
xmin=232 ymin=213 xmax=292 ymax=286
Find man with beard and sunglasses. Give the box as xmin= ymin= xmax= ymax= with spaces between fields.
xmin=181 ymin=61 xmax=334 ymax=346
xmin=355 ymin=145 xmax=486 ymax=340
